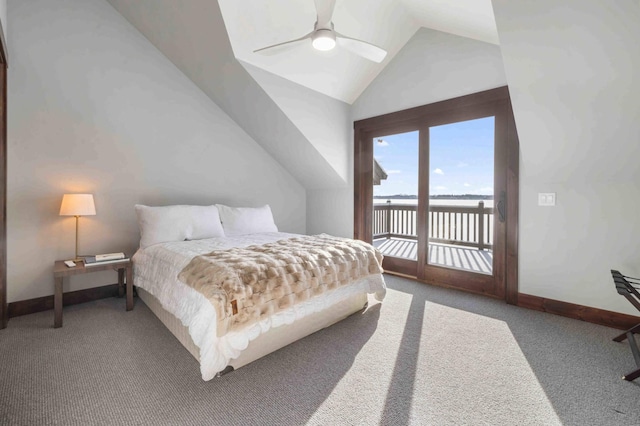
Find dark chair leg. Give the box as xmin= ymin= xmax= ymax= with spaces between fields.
xmin=621 ymin=333 xmax=640 ymax=381
xmin=610 ymin=271 xmax=640 ymax=381
xmin=613 ymin=323 xmax=640 ymax=342
xmin=623 ymin=368 xmax=640 ymax=381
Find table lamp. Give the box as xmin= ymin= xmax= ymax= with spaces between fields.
xmin=59 ymin=194 xmax=96 ymax=261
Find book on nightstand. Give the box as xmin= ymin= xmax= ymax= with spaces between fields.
xmin=84 ymin=258 xmax=129 ymax=267
xmin=83 ymin=252 xmax=128 ymax=266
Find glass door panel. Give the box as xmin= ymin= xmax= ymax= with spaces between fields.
xmin=427 ymin=117 xmax=495 ymax=274
xmin=372 ymin=131 xmax=420 ymax=275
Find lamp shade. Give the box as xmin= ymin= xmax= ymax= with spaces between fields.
xmin=59 ymin=194 xmax=96 ymax=216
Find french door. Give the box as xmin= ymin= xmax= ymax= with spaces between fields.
xmin=354 ymin=87 xmax=519 ymax=301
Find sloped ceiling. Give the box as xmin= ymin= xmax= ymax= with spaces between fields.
xmin=106 ymin=0 xmax=347 ymax=190
xmin=218 ymin=0 xmax=498 ymax=103
xmin=106 ymin=0 xmax=499 ymax=192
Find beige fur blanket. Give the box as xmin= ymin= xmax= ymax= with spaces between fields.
xmin=177 ymin=234 xmax=383 ymax=336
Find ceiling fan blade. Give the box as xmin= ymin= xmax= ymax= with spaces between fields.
xmin=253 ymin=32 xmax=313 ymax=56
xmin=314 ymin=0 xmax=336 ymax=29
xmin=336 ymin=33 xmax=387 ymax=63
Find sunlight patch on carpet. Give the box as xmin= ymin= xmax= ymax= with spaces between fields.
xmin=411 ymin=302 xmax=563 ymax=424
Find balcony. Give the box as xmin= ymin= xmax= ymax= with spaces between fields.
xmin=373 ymin=201 xmax=494 ymax=274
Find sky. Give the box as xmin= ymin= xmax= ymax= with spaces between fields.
xmin=374 ymin=116 xmax=495 ymax=197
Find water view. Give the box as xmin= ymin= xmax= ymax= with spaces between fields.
xmin=372 ymin=118 xmax=495 ymax=274
xmin=374 ymin=197 xmax=494 ymax=208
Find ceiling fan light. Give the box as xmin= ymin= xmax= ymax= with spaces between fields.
xmin=312 ymin=30 xmax=336 ymax=51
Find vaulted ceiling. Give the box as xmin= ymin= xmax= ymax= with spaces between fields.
xmin=218 ymin=0 xmax=499 ymax=103
xmin=106 ymin=0 xmax=501 ymax=191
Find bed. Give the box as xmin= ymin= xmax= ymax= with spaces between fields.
xmin=132 ymin=204 xmax=386 ymax=381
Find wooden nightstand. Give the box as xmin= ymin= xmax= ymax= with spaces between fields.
xmin=52 ymin=257 xmax=133 ymax=328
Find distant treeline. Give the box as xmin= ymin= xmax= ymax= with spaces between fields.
xmin=374 ymin=194 xmax=494 ymax=200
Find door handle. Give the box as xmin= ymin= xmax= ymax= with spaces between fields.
xmin=497 ymin=191 xmax=506 ymax=223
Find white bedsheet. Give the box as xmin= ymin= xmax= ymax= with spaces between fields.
xmin=132 ymin=232 xmax=386 ymax=380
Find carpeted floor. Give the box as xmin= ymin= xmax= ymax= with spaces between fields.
xmin=1 ymin=274 xmax=638 ymax=425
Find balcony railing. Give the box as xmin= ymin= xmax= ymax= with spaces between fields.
xmin=373 ymin=201 xmax=494 ymax=250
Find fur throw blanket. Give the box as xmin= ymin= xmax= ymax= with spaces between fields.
xmin=177 ymin=234 xmax=384 ymax=336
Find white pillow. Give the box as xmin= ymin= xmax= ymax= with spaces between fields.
xmin=216 ymin=204 xmax=278 ymax=236
xmin=135 ymin=204 xmax=225 ymax=249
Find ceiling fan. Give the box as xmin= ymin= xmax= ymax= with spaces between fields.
xmin=253 ymin=0 xmax=387 ymax=63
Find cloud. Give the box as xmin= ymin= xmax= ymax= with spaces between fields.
xmin=464 ymin=183 xmax=471 ymax=187
xmin=435 ymin=185 xmax=447 ymax=190
xmin=433 ymin=168 xmax=444 ymax=175
xmin=479 ymin=187 xmax=494 ymax=194
xmin=457 ymin=162 xmax=469 ymax=168
xmin=376 ymin=139 xmax=389 ymax=146
xmin=386 ymin=170 xmax=402 ymax=174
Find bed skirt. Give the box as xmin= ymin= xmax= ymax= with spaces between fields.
xmin=137 ymin=287 xmax=369 ymax=374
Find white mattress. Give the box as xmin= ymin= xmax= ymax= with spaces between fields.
xmin=132 ymin=232 xmax=386 ymax=381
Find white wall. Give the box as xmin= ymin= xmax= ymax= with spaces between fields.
xmin=0 ymin=0 xmax=6 ymax=41
xmin=352 ymin=27 xmax=507 ymax=121
xmin=493 ymin=0 xmax=640 ymax=316
xmin=306 ymin=187 xmax=354 ymax=238
xmin=242 ymin=62 xmax=352 ymax=183
xmin=240 ymin=63 xmax=356 ymax=237
xmin=11 ymin=0 xmax=635 ymax=319
xmin=7 ymin=0 xmax=305 ymax=302
xmin=106 ymin=0 xmax=345 ymax=191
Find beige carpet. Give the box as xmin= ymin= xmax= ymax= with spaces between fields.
xmin=1 ymin=274 xmax=638 ymax=425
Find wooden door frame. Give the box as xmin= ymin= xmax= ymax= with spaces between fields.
xmin=418 ymin=101 xmax=507 ymax=297
xmin=0 ymin=21 xmax=7 ymax=329
xmin=354 ymin=87 xmax=520 ymax=304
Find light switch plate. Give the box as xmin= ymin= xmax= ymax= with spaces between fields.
xmin=538 ymin=193 xmax=556 ymax=206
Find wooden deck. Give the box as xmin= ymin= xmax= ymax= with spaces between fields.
xmin=373 ymin=237 xmax=493 ymax=274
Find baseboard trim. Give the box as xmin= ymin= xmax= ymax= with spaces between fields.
xmin=8 ymin=284 xmax=119 ymax=318
xmin=9 ymin=283 xmax=638 ymax=330
xmin=518 ymin=293 xmax=640 ymax=330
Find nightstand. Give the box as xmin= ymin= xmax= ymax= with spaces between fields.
xmin=52 ymin=257 xmax=133 ymax=328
